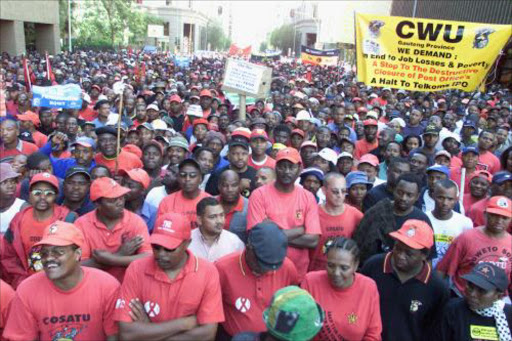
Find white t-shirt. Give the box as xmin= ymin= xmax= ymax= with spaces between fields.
xmin=188 ymin=228 xmax=245 ymax=263
xmin=426 ymin=210 xmax=473 ymax=268
xmin=144 ymin=185 xmax=168 ymax=210
xmin=0 ymin=198 xmax=26 ymax=234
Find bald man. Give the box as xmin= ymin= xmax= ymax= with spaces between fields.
xmin=218 ymin=170 xmax=249 ymax=243
xmin=255 ymin=167 xmax=276 ymax=188
xmin=308 ymin=173 xmax=364 ymax=271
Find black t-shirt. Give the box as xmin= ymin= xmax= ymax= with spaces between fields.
xmin=361 ymin=253 xmax=450 ymax=341
xmin=434 ymin=298 xmax=512 ymax=341
xmin=363 ymin=183 xmax=393 ymax=212
xmin=395 ymin=206 xmax=432 ymax=230
xmin=205 ymin=165 xmax=257 ymax=197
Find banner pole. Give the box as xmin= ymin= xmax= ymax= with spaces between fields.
xmin=114 ymin=94 xmax=124 ymax=176
xmin=239 ymin=94 xmax=246 ymax=122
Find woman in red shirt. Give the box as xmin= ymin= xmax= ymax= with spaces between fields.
xmin=302 ymin=237 xmax=382 ymax=341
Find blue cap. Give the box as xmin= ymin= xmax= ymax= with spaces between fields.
xmin=248 ymin=222 xmax=288 ymax=272
xmin=426 ymin=164 xmax=450 ymax=177
xmin=300 ymin=167 xmax=324 ymax=182
xmin=492 ymin=171 xmax=512 ymax=185
xmin=346 ymin=171 xmax=373 ymax=189
xmin=462 ymin=146 xmax=479 ymax=155
xmin=462 ymin=120 xmax=477 ymax=129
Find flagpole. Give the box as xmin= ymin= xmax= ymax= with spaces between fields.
xmin=68 ymin=0 xmax=72 ymax=52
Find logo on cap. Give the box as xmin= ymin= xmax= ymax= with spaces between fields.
xmin=406 ymin=228 xmax=416 ymax=237
xmin=235 ymin=297 xmax=251 ymax=313
xmin=48 ymin=224 xmax=58 ymax=235
xmin=496 ymin=198 xmax=509 ymax=208
xmin=110 ymin=179 xmax=118 ymax=187
xmin=160 ymin=220 xmax=175 ymax=233
xmin=43 ymin=173 xmax=51 ymax=178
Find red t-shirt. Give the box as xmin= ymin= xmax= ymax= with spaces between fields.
xmin=114 ymin=251 xmax=224 ymax=325
xmin=19 ymin=206 xmax=72 ymax=274
xmin=215 ymin=251 xmax=298 ymax=336
xmin=218 ymin=195 xmax=245 ymax=230
xmin=0 ymin=280 xmax=15 ymax=336
xmin=354 ymin=139 xmax=378 ymax=160
xmin=436 ymin=227 xmax=512 ymax=294
xmin=462 ymin=193 xmax=484 ymax=213
xmin=32 ymin=131 xmax=48 ymax=149
xmin=478 ymin=151 xmax=501 ymax=174
xmin=247 ymin=183 xmax=321 ymax=279
xmin=466 ymin=197 xmax=489 ymax=228
xmin=0 ymin=140 xmax=38 ymax=159
xmin=157 ymin=190 xmax=210 ymax=229
xmin=308 ymin=205 xmax=363 ymax=272
xmin=247 ymin=156 xmax=276 ymax=170
xmin=94 ymin=150 xmax=143 ymax=174
xmin=78 ymin=107 xmax=97 ymax=122
xmin=2 ymin=267 xmax=120 ymax=341
xmin=301 ymin=271 xmax=382 ymax=341
xmin=75 ymin=209 xmax=152 ymax=282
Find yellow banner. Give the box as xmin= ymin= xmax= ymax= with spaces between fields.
xmin=355 ymin=14 xmax=512 ymax=92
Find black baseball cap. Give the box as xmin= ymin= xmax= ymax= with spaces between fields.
xmin=248 ymin=222 xmax=288 ymax=272
xmin=461 ymin=263 xmax=509 ymax=292
xmin=228 ymin=141 xmax=249 ymax=151
xmin=95 ymin=126 xmax=117 ymax=136
xmin=65 ymin=166 xmax=91 ymax=180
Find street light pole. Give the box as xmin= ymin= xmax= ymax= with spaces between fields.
xmin=412 ymin=0 xmax=418 ymax=18
xmin=68 ymin=0 xmax=72 ymax=52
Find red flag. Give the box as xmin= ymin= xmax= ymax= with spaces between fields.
xmin=140 ymin=62 xmax=146 ymax=79
xmin=45 ymin=52 xmax=56 ymax=83
xmin=22 ymin=56 xmax=34 ymax=91
xmin=134 ymin=60 xmax=140 ymax=82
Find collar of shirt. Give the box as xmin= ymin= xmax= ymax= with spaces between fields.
xmin=238 ymin=250 xmax=275 ymax=279
xmin=218 ymin=195 xmax=244 ymax=215
xmin=91 ymin=208 xmax=129 ymax=233
xmin=15 ymin=139 xmax=23 ymax=151
xmin=382 ymin=252 xmax=432 ymax=284
xmin=145 ymin=250 xmax=199 ymax=283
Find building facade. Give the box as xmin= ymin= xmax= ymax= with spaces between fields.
xmin=0 ymin=0 xmax=60 ymax=55
xmin=137 ymin=0 xmax=210 ymax=53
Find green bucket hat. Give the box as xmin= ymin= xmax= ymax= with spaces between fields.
xmin=263 ymin=286 xmax=324 ymax=341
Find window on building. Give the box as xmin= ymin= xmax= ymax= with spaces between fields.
xmin=312 ymin=4 xmax=318 ymax=19
xmin=166 ymin=0 xmax=172 ymax=6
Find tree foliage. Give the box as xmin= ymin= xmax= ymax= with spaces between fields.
xmin=270 ymin=24 xmax=295 ymax=55
xmin=69 ymin=0 xmax=162 ymax=49
xmin=206 ymin=21 xmax=231 ymax=51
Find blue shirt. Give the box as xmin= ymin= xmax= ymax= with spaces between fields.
xmin=40 ymin=142 xmax=96 ymax=179
xmin=138 ymin=201 xmax=157 ymax=233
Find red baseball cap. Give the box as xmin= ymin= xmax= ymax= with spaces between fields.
xmin=30 ymin=172 xmax=59 ymax=191
xmin=150 ymin=213 xmax=191 ymax=250
xmin=352 ymin=97 xmax=363 ymax=103
xmin=123 ymin=144 xmax=143 ymax=159
xmin=300 ymin=141 xmax=318 ymax=150
xmin=357 ymin=107 xmax=369 ymax=113
xmin=169 ymin=94 xmax=182 ymax=103
xmin=276 ymin=147 xmax=302 ymax=164
xmin=90 ymin=177 xmax=130 ymax=201
xmin=250 ymin=129 xmax=268 ymax=140
xmin=18 ymin=111 xmax=40 ymax=126
xmin=389 ymin=219 xmax=434 ymax=249
xmin=470 ymin=170 xmax=493 ymax=183
xmin=485 ymin=196 xmax=512 ymax=218
xmin=363 ymin=119 xmax=378 ymax=126
xmin=199 ymin=89 xmax=212 ymax=98
xmin=120 ymin=168 xmax=151 ymax=190
xmin=193 ymin=118 xmax=209 ymax=127
xmin=232 ymin=128 xmax=251 ymax=140
xmin=358 ymin=154 xmax=380 ymax=167
xmin=291 ymin=129 xmax=305 ymax=138
xmin=34 ymin=221 xmax=85 ymax=249
xmin=285 ymin=116 xmax=297 ymax=125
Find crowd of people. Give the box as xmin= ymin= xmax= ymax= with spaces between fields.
xmin=0 ymin=49 xmax=511 ymax=341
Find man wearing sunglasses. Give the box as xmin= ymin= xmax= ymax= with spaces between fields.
xmin=3 ymin=221 xmax=120 ymax=341
xmin=157 ymin=159 xmax=210 ymax=230
xmin=1 ymin=172 xmax=77 ymax=288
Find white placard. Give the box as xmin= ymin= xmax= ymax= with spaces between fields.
xmin=221 ymin=59 xmax=271 ymax=97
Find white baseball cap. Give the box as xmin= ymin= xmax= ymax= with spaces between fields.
xmin=296 ymin=110 xmax=312 ymax=122
xmin=316 ymin=148 xmax=338 ymax=165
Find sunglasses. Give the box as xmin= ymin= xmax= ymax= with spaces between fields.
xmin=31 ymin=189 xmax=56 ymax=197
